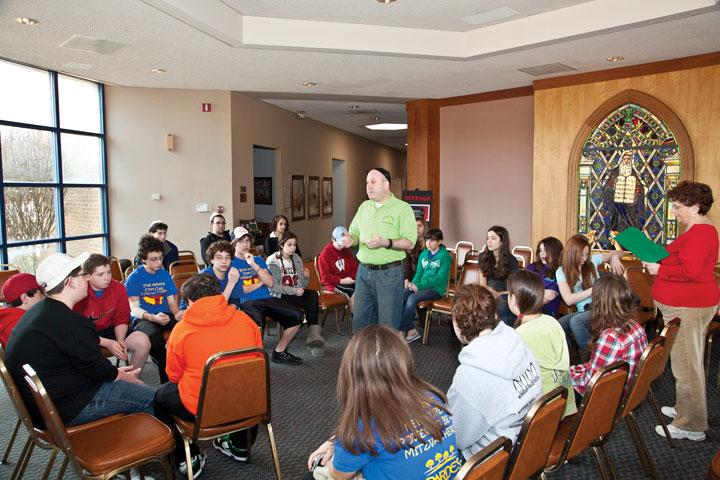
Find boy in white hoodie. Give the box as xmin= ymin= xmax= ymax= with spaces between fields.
xmin=447 ymin=284 xmax=542 ymax=460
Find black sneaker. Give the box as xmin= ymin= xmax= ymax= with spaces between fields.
xmin=271 ymin=349 xmax=303 ymax=365
xmin=213 ymin=435 xmax=248 ymax=462
xmin=178 ymin=451 xmax=206 ymax=479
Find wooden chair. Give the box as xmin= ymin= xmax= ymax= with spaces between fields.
xmin=650 ymin=317 xmax=681 ymax=448
xmin=512 ymin=246 xmax=533 ymax=268
xmin=0 ymin=265 xmax=21 ymax=303
xmin=513 ymin=254 xmax=526 ymax=269
xmin=123 ymin=265 xmax=135 ymax=280
xmin=455 ymin=436 xmax=511 ymax=480
xmin=310 ymin=258 xmax=351 ymax=335
xmin=177 ymin=250 xmax=197 ymax=264
xmin=172 ymin=348 xmax=281 ymax=480
xmin=417 ymin=251 xmax=455 ymax=317
xmin=23 ymin=364 xmax=174 ymax=480
xmin=422 ymin=263 xmax=482 ymax=345
xmin=172 ymin=271 xmax=196 ymax=292
xmin=615 ymin=338 xmax=666 ymax=479
xmin=625 ymin=266 xmax=658 ymax=327
xmin=453 ymin=241 xmax=475 ymax=281
xmin=543 ymin=361 xmax=629 ymax=480
xmin=169 ymin=259 xmax=200 ymax=276
xmin=109 ymin=256 xmax=124 ymax=282
xmin=505 ymin=386 xmax=568 ymax=480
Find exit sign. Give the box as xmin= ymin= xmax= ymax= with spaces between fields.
xmin=202 ymin=103 xmax=211 ymax=112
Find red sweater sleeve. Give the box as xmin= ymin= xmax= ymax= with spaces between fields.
xmin=111 ymin=281 xmax=131 ymax=328
xmin=318 ymin=247 xmax=342 ymax=291
xmin=658 ymin=228 xmax=710 ymax=282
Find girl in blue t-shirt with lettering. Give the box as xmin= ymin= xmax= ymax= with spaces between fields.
xmin=305 ymin=325 xmax=461 ymax=480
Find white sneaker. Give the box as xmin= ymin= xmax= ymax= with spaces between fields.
xmin=661 ymin=406 xmax=677 ymax=418
xmin=115 ymin=468 xmax=155 ymax=480
xmin=655 ymin=424 xmax=705 ymax=441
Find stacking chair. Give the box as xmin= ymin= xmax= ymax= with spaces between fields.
xmin=649 ymin=317 xmax=681 ymax=448
xmin=169 ymin=260 xmax=200 ymax=276
xmin=23 ymin=364 xmax=174 ymax=480
xmin=542 ymin=361 xmax=629 ymax=480
xmin=422 ymin=263 xmax=482 ymax=345
xmin=172 ymin=271 xmax=196 ymax=292
xmin=513 ymin=254 xmax=527 ymax=269
xmin=109 ymin=256 xmax=124 ymax=282
xmin=454 ymin=436 xmax=511 ymax=480
xmin=615 ymin=338 xmax=666 ymax=479
xmin=625 ymin=266 xmax=658 ymax=327
xmin=310 ymin=258 xmax=351 ymax=335
xmin=512 ymin=246 xmax=533 ymax=268
xmin=177 ymin=250 xmax=198 ymax=264
xmin=123 ymin=265 xmax=136 ymax=280
xmin=0 ymin=264 xmax=21 ymax=303
xmin=172 ymin=348 xmax=281 ymax=480
xmin=453 ymin=241 xmax=474 ymax=281
xmin=505 ymin=387 xmax=568 ymax=480
xmin=417 ymin=251 xmax=455 ymax=318
xmin=1 ymin=345 xmax=23 ymax=472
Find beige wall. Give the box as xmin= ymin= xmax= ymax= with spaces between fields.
xmin=533 ymin=65 xmax=720 ymax=245
xmin=439 ymin=95 xmax=534 ymax=249
xmin=106 ymin=87 xmax=233 ymax=259
xmin=105 ymin=87 xmax=405 ymax=260
xmin=230 ymin=92 xmax=406 ymax=257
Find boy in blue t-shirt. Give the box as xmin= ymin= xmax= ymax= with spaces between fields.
xmin=125 ymin=234 xmax=180 ymax=382
xmin=178 ymin=240 xmax=239 ymax=312
xmin=231 ymin=227 xmax=304 ymax=365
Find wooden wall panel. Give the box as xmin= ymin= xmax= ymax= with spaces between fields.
xmin=406 ymin=99 xmax=440 ymax=226
xmin=532 ymin=65 xmax=720 ymax=245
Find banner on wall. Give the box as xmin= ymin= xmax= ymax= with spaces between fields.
xmin=402 ymin=190 xmax=432 ymax=223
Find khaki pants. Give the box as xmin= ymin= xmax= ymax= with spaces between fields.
xmin=655 ymin=301 xmax=716 ymax=432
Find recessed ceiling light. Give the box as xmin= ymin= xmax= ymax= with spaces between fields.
xmin=349 ymin=105 xmax=360 ymax=110
xmin=364 ymin=123 xmax=407 ymax=131
xmin=15 ymin=17 xmax=40 ymax=26
xmin=371 ymin=115 xmax=382 ymax=122
xmin=151 ymin=68 xmax=166 ymax=74
xmin=606 ymin=56 xmax=625 ymax=62
xmin=302 ymin=81 xmax=317 ymax=87
xmin=296 ymin=110 xmax=307 ymax=119
xmin=376 ymin=0 xmax=397 ymax=3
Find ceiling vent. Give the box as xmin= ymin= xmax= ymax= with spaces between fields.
xmin=59 ymin=35 xmax=128 ymax=55
xmin=518 ymin=63 xmax=576 ymax=77
xmin=348 ymin=108 xmax=381 ymax=115
xmin=462 ymin=7 xmax=519 ymax=25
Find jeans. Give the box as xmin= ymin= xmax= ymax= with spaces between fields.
xmin=68 ymin=381 xmax=154 ymax=426
xmin=400 ymin=288 xmax=441 ymax=332
xmin=558 ymin=310 xmax=592 ymax=350
xmin=353 ymin=263 xmax=404 ymax=332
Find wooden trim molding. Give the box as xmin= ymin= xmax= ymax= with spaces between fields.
xmin=565 ymin=89 xmax=695 ymax=240
xmin=536 ymin=51 xmax=720 ymax=91
xmin=406 ymin=99 xmax=440 ymax=227
xmin=436 ymin=86 xmax=533 ymax=107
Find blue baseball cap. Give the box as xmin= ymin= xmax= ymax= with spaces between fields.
xmin=332 ymin=226 xmax=348 ymax=242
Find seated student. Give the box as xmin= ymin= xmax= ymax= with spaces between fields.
xmin=134 ymin=220 xmax=180 ymax=270
xmin=508 ymin=270 xmax=576 ymax=418
xmin=317 ymin=226 xmax=358 ymax=312
xmin=556 ymin=235 xmax=624 ymax=355
xmin=125 ymin=235 xmax=180 ymax=382
xmin=74 ymin=254 xmax=152 ymax=373
xmin=526 ymin=236 xmax=564 ymax=317
xmin=266 ymin=232 xmax=324 ymax=356
xmin=404 ymin=218 xmax=428 ymax=288
xmin=570 ymin=274 xmax=648 ymax=399
xmin=200 ymin=212 xmax=231 ymax=265
xmin=179 ymin=241 xmax=240 ymax=316
xmin=5 ymin=253 xmax=153 ymax=428
xmin=0 ymin=273 xmax=44 ymax=347
xmin=448 ymin=284 xmax=542 ymax=459
xmin=263 ymin=214 xmax=302 ymax=258
xmin=477 ymin=226 xmax=519 ymax=326
xmin=230 ymin=227 xmax=304 ymax=365
xmin=305 ymin=325 xmax=461 ymax=480
xmin=401 ymin=228 xmax=451 ymax=343
xmin=154 ymin=274 xmax=263 ymax=479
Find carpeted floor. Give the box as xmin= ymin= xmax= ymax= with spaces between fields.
xmin=2 ymin=318 xmax=718 ymax=479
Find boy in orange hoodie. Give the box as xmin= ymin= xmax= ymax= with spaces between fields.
xmin=153 ymin=273 xmax=262 ymax=479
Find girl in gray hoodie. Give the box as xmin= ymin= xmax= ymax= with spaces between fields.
xmin=447 ymin=284 xmax=542 ymax=460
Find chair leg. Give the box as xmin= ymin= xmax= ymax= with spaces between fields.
xmin=266 ymin=422 xmax=282 ymax=480
xmin=246 ymin=428 xmax=253 ymax=464
xmin=591 ymin=446 xmax=610 ymax=480
xmin=625 ymin=414 xmax=659 ymax=479
xmin=11 ymin=438 xmax=34 ymax=480
xmin=705 ymin=334 xmax=713 ymax=382
xmin=599 ymin=443 xmax=618 ymax=480
xmin=648 ymin=388 xmax=676 ymax=448
xmin=55 ymin=455 xmax=68 ymax=480
xmin=422 ymin=309 xmax=432 ymax=345
xmin=1 ymin=417 xmax=21 ymax=464
xmin=334 ymin=307 xmax=341 ymax=335
xmin=155 ymin=455 xmax=174 ymax=480
xmin=181 ymin=436 xmax=194 ymax=480
xmin=41 ymin=449 xmax=58 ymax=480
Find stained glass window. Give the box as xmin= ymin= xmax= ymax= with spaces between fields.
xmin=577 ymin=103 xmax=681 ymax=250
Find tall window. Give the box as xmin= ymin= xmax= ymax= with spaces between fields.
xmin=0 ymin=59 xmax=108 ymax=272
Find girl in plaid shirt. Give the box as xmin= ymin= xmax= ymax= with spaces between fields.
xmin=570 ymin=274 xmax=648 ymax=397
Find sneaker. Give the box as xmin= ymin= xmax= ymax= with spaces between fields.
xmin=115 ymin=468 xmax=155 ymax=480
xmin=178 ymin=451 xmax=207 ymax=479
xmin=213 ymin=435 xmax=248 ymax=462
xmin=405 ymin=331 xmax=422 ymax=343
xmin=661 ymin=406 xmax=677 ymax=418
xmin=655 ymin=424 xmax=705 ymax=441
xmin=310 ymin=346 xmax=325 ymax=357
xmin=272 ymin=349 xmax=303 ymax=365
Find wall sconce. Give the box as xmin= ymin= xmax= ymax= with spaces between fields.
xmin=166 ymin=133 xmax=175 ymax=152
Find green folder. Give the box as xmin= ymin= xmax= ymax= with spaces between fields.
xmin=613 ymin=227 xmax=669 ymax=263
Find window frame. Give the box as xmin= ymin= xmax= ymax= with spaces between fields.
xmin=0 ymin=59 xmax=109 ymax=264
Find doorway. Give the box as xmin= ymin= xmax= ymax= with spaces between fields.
xmin=253 ymin=146 xmax=276 ymax=222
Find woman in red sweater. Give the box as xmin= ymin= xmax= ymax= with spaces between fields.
xmin=643 ymin=181 xmax=719 ymax=442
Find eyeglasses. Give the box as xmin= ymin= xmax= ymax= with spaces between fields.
xmin=146 ymin=256 xmax=163 ymax=263
xmin=213 ymin=221 xmax=226 ymax=225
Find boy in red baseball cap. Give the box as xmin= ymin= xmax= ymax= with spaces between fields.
xmin=0 ymin=273 xmax=44 ymax=346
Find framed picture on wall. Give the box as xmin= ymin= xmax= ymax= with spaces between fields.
xmin=322 ymin=177 xmax=333 ymax=217
xmin=253 ymin=177 xmax=273 ymax=205
xmin=291 ymin=175 xmax=305 ymax=221
xmin=308 ymin=176 xmax=320 ymax=218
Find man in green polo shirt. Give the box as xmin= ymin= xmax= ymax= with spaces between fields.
xmin=343 ymin=168 xmax=417 ymax=332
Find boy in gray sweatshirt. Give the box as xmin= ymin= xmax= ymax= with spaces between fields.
xmin=447 ymin=284 xmax=542 ymax=460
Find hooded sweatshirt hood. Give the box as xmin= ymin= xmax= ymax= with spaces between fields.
xmin=182 ymin=294 xmax=235 ymax=327
xmin=448 ymin=322 xmax=542 ymax=460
